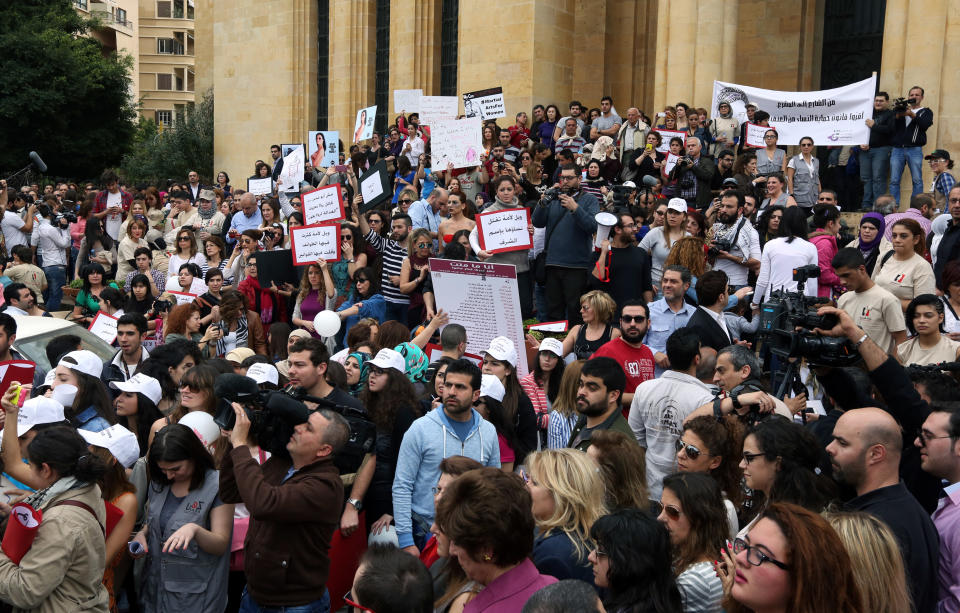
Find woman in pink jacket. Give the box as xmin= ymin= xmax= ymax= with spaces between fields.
xmin=807 ymin=204 xmax=844 ymax=299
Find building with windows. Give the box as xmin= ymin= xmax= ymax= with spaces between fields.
xmin=138 ymin=0 xmax=196 ymax=129
xmin=74 ymin=0 xmax=140 ymax=104
xmin=197 ymin=0 xmax=959 ymax=199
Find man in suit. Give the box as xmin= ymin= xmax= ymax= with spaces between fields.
xmin=685 ymin=270 xmax=732 ymax=352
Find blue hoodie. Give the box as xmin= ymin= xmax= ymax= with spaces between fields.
xmin=392 ymin=407 xmax=500 ymax=548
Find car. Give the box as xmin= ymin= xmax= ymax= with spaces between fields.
xmin=10 ymin=315 xmax=116 ymax=374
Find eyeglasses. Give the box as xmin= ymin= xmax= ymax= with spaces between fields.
xmin=343 ymin=590 xmax=375 ymax=613
xmin=621 ymin=314 xmax=646 ymax=323
xmin=355 ymin=277 xmax=369 ymax=283
xmin=178 ymin=236 xmax=191 ymax=241
xmin=398 ymin=198 xmax=413 ymax=204
xmin=651 ymin=500 xmax=682 ymax=520
xmin=733 ymin=538 xmax=790 ymax=570
xmin=368 ymin=366 xmax=386 ymax=376
xmin=592 ymin=546 xmax=608 ymax=558
xmin=917 ymin=428 xmax=953 ymax=444
xmin=559 ymin=175 xmax=577 ymax=182
xmin=742 ymin=451 xmax=765 ymax=464
xmin=676 ymin=438 xmax=705 ymax=460
xmin=950 ymin=198 xmax=960 ymax=204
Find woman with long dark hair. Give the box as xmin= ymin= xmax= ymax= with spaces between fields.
xmin=77 ymin=215 xmax=114 ymax=278
xmin=336 ymin=266 xmax=386 ymax=338
xmin=752 ymin=207 xmax=819 ymax=307
xmin=111 ymin=373 xmax=166 ymax=454
xmin=481 ymin=336 xmax=539 ymax=464
xmin=898 ymin=293 xmax=960 ymax=366
xmin=677 ymin=415 xmax=744 ymax=537
xmin=756 ymin=205 xmax=784 ymax=250
xmin=124 ymin=273 xmax=154 ymax=316
xmin=51 ymin=349 xmax=116 ymax=432
xmin=131 ymin=424 xmax=233 ymax=613
xmin=874 ymin=218 xmax=935 ymax=311
xmin=475 ymin=375 xmax=524 ymax=473
xmin=520 ymin=338 xmax=566 ymax=448
xmin=216 ymin=289 xmax=269 ymax=356
xmin=329 ymin=223 xmax=367 ymax=307
xmin=70 ymin=263 xmax=120 ymax=325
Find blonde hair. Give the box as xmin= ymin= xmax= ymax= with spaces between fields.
xmin=526 ymin=449 xmax=608 ymax=560
xmin=552 ymin=359 xmax=584 ymax=419
xmin=664 ymin=236 xmax=707 ymax=277
xmin=407 ymin=227 xmax=432 ymax=254
xmin=580 ymin=290 xmax=616 ymax=325
xmin=823 ymin=511 xmax=911 ymax=613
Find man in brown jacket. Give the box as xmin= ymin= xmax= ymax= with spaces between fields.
xmin=220 ymin=403 xmax=350 ymax=612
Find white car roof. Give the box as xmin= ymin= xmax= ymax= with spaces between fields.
xmin=10 ymin=314 xmax=78 ymax=338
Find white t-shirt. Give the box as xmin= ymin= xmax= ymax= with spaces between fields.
xmin=872 ymin=252 xmax=936 ymax=303
xmin=105 ymin=191 xmax=123 ymax=240
xmin=1 ymin=210 xmax=27 ymax=255
xmin=753 ymin=237 xmax=819 ymax=303
xmin=640 ymin=227 xmax=691 ymax=286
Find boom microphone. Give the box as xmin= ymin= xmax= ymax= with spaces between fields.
xmin=28 ymin=152 xmax=47 ymax=174
xmin=642 ymin=174 xmax=659 ymax=188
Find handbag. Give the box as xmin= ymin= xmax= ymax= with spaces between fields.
xmin=534 ymin=201 xmax=563 ymax=285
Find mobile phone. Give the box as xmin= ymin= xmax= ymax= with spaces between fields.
xmin=335 ymin=164 xmax=349 ymax=173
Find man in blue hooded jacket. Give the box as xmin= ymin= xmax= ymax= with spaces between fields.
xmin=392 ymin=358 xmax=500 ymax=555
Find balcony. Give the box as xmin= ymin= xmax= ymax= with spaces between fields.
xmin=90 ymin=2 xmax=134 ymax=37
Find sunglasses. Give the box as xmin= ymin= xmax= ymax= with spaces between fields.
xmin=343 ymin=590 xmax=375 ymax=613
xmin=621 ymin=314 xmax=646 ymax=323
xmin=652 ymin=500 xmax=682 ymax=520
xmin=178 ymin=236 xmax=191 ymax=241
xmin=179 ymin=382 xmax=203 ymax=393
xmin=676 ymin=438 xmax=704 ymax=460
xmin=398 ymin=198 xmax=413 ymax=204
xmin=416 ymin=242 xmax=430 ymax=249
xmin=355 ymin=277 xmax=369 ymax=283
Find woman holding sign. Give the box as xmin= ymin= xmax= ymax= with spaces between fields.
xmin=292 ymin=260 xmax=336 ymax=337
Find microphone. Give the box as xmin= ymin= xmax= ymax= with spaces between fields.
xmin=642 ymin=175 xmax=659 ymax=188
xmin=28 ymin=152 xmax=47 ymax=174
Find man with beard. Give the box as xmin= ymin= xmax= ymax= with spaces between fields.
xmin=645 ymin=265 xmax=696 ymax=376
xmin=628 ymin=328 xmax=714 ymax=498
xmin=709 ymin=190 xmax=759 ymax=290
xmin=591 ymin=211 xmax=653 ymax=311
xmin=355 ymin=199 xmax=412 ymax=324
xmin=567 ymin=356 xmax=633 ymax=451
xmin=392 ymin=359 xmax=500 ymax=554
xmin=590 ymin=300 xmax=655 ymax=407
xmin=827 ymin=407 xmax=938 ymax=612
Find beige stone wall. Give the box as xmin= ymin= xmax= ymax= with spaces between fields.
xmin=388 ymin=0 xmax=441 ymax=110
xmin=327 ymin=0 xmax=376 ymax=141
xmin=193 ymin=0 xmax=213 ymax=96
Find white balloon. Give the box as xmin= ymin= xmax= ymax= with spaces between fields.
xmin=314 ymin=310 xmax=342 ymax=337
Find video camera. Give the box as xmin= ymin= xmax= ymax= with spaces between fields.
xmin=757 ymin=265 xmax=858 ymax=367
xmin=610 ymin=184 xmax=635 ymax=208
xmin=892 ymin=96 xmax=917 ymax=113
xmin=213 ymin=373 xmax=375 ymax=474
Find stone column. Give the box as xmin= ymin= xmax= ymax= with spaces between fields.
xmin=389 ymin=0 xmax=441 ymax=109
xmin=328 ymin=0 xmax=376 ymax=139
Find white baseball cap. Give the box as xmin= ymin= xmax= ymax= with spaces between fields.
xmin=482 ymin=336 xmax=518 ymax=367
xmin=667 ymin=198 xmax=688 ymax=213
xmin=479 ymin=374 xmax=505 ymax=403
xmin=17 ymin=397 xmax=66 ymax=437
xmin=246 ymin=362 xmax=279 ymax=386
xmin=110 ymin=373 xmax=163 ymax=406
xmin=179 ymin=412 xmax=220 ymax=449
xmin=79 ymin=424 xmax=140 ymax=468
xmin=58 ymin=350 xmax=103 ymax=379
xmin=538 ymin=337 xmax=564 ymax=358
xmin=368 ymin=348 xmax=406 ymax=373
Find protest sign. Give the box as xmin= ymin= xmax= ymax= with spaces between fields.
xmin=358 ymin=160 xmax=391 ymax=212
xmin=247 ymin=177 xmax=272 ymax=196
xmin=301 ymin=184 xmax=345 ymax=225
xmin=419 ymin=96 xmax=458 ymax=125
xmin=0 ymin=361 xmax=36 ymax=392
xmin=475 ymin=208 xmax=532 ymax=254
xmin=255 ymin=249 xmax=301 ymax=288
xmin=290 ymin=224 xmax=341 ymax=265
xmin=744 ymin=122 xmax=773 ymax=148
xmin=664 ymin=153 xmax=680 ymax=175
xmin=463 ymin=87 xmax=506 ymax=120
xmin=393 ymin=89 xmax=422 ymax=114
xmin=429 ymin=118 xmax=483 ymax=170
xmin=710 ymin=75 xmax=874 ymax=145
xmin=353 ymin=105 xmax=377 ymax=142
xmin=527 ymin=321 xmax=568 ymax=333
xmin=308 ymin=131 xmax=339 ymax=167
xmin=429 ymin=259 xmax=529 ymax=376
xmin=166 ymin=291 xmax=198 ymax=306
xmin=654 ymin=130 xmax=686 ymax=154
xmin=281 ymin=143 xmax=303 ymax=158
xmin=88 ymin=312 xmax=118 ymax=345
xmin=276 ymin=145 xmax=304 ymax=192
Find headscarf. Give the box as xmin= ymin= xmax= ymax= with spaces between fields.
xmin=347 ymin=351 xmax=371 ymax=396
xmin=591 ymin=136 xmax=615 ymax=161
xmin=395 ymin=342 xmax=428 ymax=384
xmin=198 ymin=198 xmax=217 ymax=220
xmin=857 ymin=213 xmax=885 ymax=252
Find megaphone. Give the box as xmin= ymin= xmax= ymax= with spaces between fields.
xmin=594 ymin=212 xmax=618 ymax=249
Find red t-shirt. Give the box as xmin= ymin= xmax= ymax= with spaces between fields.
xmin=590 ymin=338 xmax=656 ymax=393
xmin=508 ymin=125 xmax=531 ymax=149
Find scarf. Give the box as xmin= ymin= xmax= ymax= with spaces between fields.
xmin=197 ymin=202 xmax=217 ymax=220
xmin=216 ymin=312 xmax=249 ymax=357
xmin=348 ymin=351 xmax=371 ymax=396
xmin=858 ymin=213 xmax=885 ymax=253
xmin=24 ymin=475 xmax=83 ymax=510
xmin=239 ymin=277 xmax=285 ymax=325
xmin=396 ymin=342 xmax=428 ymax=383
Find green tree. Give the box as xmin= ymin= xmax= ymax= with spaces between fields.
xmin=121 ymin=89 xmax=214 ymax=185
xmin=0 ymin=0 xmax=137 ymax=181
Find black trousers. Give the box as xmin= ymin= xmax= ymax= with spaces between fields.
xmin=545 ymin=266 xmax=588 ymax=325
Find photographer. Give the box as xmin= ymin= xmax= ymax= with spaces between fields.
xmin=33 ymin=202 xmax=71 ymax=310
xmin=1 ymin=184 xmax=36 ymax=257
xmin=709 ymin=190 xmax=760 ymax=290
xmin=219 ymin=402 xmax=351 ymax=612
xmin=668 ymin=137 xmax=715 ymax=210
xmin=890 ymin=86 xmax=934 ymax=205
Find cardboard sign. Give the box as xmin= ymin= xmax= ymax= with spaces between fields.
xmin=88 ymin=311 xmax=119 ymax=345
xmin=664 ymin=153 xmax=680 ymax=175
xmin=308 ymin=131 xmax=339 ymax=167
xmin=654 ymin=129 xmax=686 ymax=154
xmin=166 ymin=291 xmax=198 ymax=306
xmin=476 ymin=208 xmax=532 ymax=254
xmin=353 ymin=105 xmax=377 ymax=142
xmin=463 ymin=87 xmax=506 ymax=120
xmin=358 ymin=160 xmax=391 ymax=212
xmin=247 ymin=178 xmax=272 ymax=196
xmin=290 ymin=223 xmax=341 ymax=265
xmin=419 ymin=96 xmax=459 ymax=125
xmin=302 ymin=184 xmax=345 ymax=225
xmin=276 ymin=145 xmax=305 ymax=192
xmin=429 ymin=118 xmax=484 ymax=170
xmin=393 ymin=89 xmax=422 ymax=114
xmin=255 ymin=249 xmax=302 ymax=288
xmin=745 ymin=122 xmax=774 ymax=148
xmin=527 ymin=320 xmax=569 ymax=333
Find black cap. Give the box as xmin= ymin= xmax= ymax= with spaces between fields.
xmin=924 ymin=149 xmax=951 ymax=161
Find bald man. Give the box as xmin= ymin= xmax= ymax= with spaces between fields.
xmin=828 ymin=408 xmax=939 ymax=613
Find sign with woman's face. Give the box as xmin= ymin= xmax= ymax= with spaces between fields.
xmin=308 ymin=131 xmax=339 ymax=167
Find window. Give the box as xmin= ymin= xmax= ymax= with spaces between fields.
xmin=187 ymin=0 xmax=195 ymax=19
xmin=156 ymin=110 xmax=172 ymax=127
xmin=187 ymin=69 xmax=195 ymax=92
xmin=115 ymin=8 xmax=127 ymax=25
xmin=173 ymin=0 xmax=184 ymax=18
xmin=374 ymin=0 xmax=390 ymax=135
xmin=74 ymin=0 xmax=88 ymax=10
xmin=439 ymin=0 xmax=459 ymax=96
xmin=316 ymin=0 xmax=329 ymax=130
xmin=158 ymin=36 xmax=184 ymax=55
xmin=157 ymin=74 xmax=172 ymax=90
xmin=157 ymin=0 xmax=171 ymax=18
xmin=175 ymin=68 xmax=185 ymax=91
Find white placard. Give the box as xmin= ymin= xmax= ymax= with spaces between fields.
xmin=290 ymin=224 xmax=341 ymax=265
xmin=419 ymin=96 xmax=459 ymax=125
xmin=744 ymin=122 xmax=773 ymax=148
xmin=308 ymin=131 xmax=339 ymax=167
xmin=88 ymin=312 xmax=118 ymax=345
xmin=475 ymin=208 xmax=532 ymax=254
xmin=353 ymin=105 xmax=377 ymax=142
xmin=527 ymin=321 xmax=568 ymax=333
xmin=247 ymin=178 xmax=272 ymax=196
xmin=664 ymin=153 xmax=680 ymax=175
xmin=655 ymin=130 xmax=686 ymax=154
xmin=276 ymin=145 xmax=305 ymax=192
xmin=301 ymin=184 xmax=345 ymax=225
xmin=393 ymin=89 xmax=422 ymax=114
xmin=429 ymin=259 xmax=529 ymax=376
xmin=711 ymin=75 xmax=875 ymax=145
xmin=361 ymin=171 xmax=384 ymax=203
xmin=462 ymin=87 xmax=506 ymax=120
xmin=167 ymin=291 xmax=198 ymax=306
xmin=429 ymin=118 xmax=484 ymax=170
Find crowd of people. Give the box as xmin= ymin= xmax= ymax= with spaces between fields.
xmin=0 ymin=87 xmax=955 ymax=613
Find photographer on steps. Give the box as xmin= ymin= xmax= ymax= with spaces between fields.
xmin=709 ymin=190 xmax=760 ymax=290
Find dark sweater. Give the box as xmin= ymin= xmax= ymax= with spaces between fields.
xmin=532 ymin=531 xmax=595 ymax=585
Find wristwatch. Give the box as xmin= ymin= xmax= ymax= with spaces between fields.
xmin=347 ymin=498 xmax=363 ymax=511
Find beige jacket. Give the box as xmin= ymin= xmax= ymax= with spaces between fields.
xmin=0 ymin=484 xmax=109 ymax=613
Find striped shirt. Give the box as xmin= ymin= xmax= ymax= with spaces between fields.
xmin=676 ymin=561 xmax=724 ymax=613
xmin=365 ymin=229 xmax=409 ymax=305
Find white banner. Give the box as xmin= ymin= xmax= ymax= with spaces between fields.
xmin=393 ymin=89 xmax=422 ymax=114
xmin=429 ymin=118 xmax=483 ymax=170
xmin=710 ymin=76 xmax=875 ymax=145
xmin=419 ymin=96 xmax=459 ymax=125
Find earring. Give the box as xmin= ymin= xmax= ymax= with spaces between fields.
xmin=482 ymin=554 xmax=492 ymax=562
